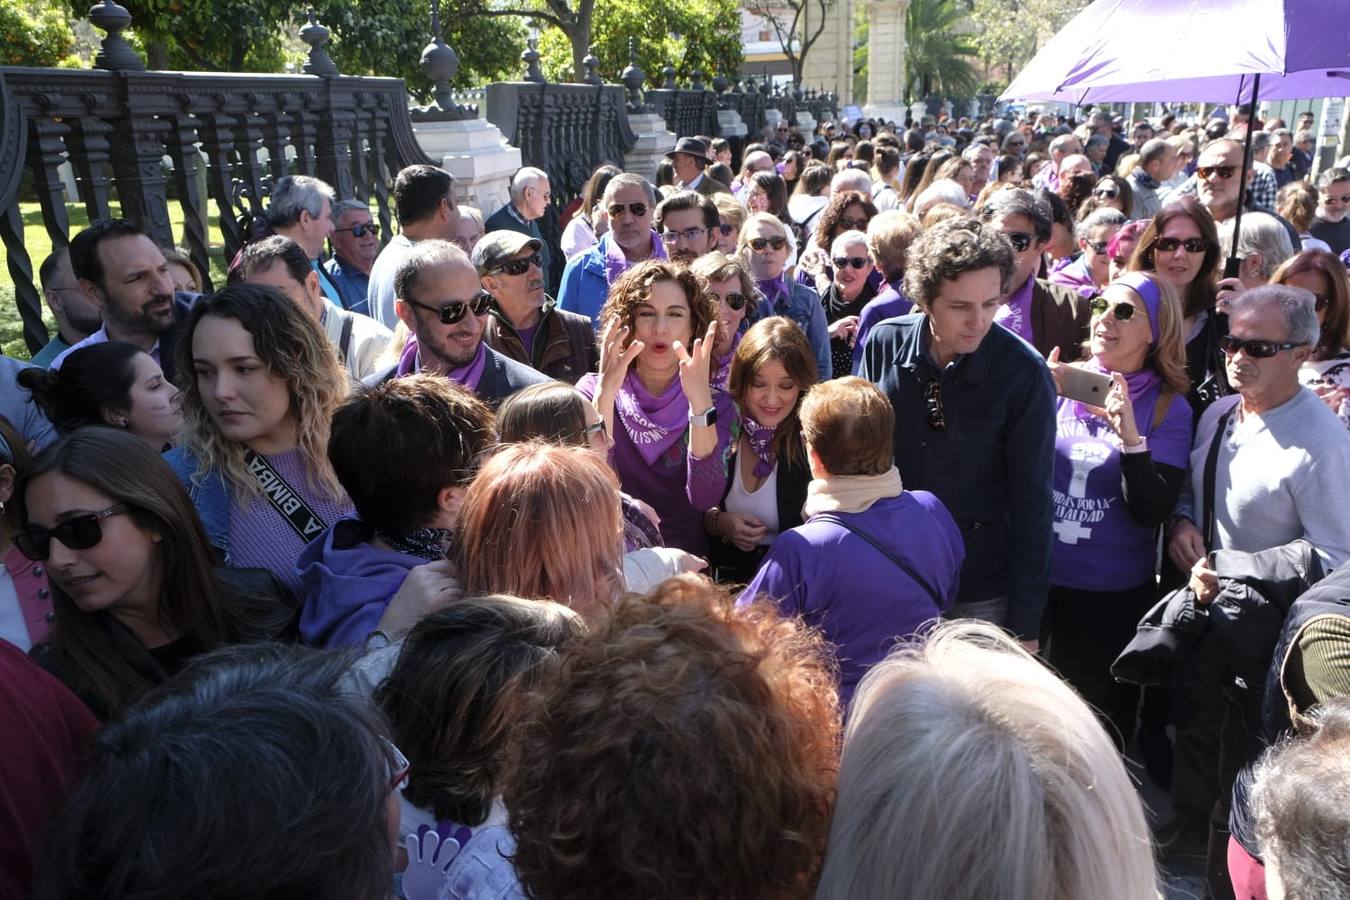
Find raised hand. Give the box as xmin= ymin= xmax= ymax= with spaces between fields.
xmin=1101 ymin=371 xmax=1141 ymax=445
xmin=674 ymin=319 xmax=719 ymax=415
xmin=597 ymin=315 xmax=644 ymax=396
xmin=401 ymin=826 xmax=462 ymax=900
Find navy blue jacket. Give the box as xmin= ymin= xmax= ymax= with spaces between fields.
xmin=860 ymin=313 xmax=1057 ymax=639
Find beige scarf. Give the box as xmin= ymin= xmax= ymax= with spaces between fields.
xmin=801 ymin=467 xmax=904 ymax=519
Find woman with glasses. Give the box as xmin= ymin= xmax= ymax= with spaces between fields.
xmin=1273 ymin=249 xmax=1350 ymax=426
xmin=20 ymin=342 xmax=182 ymax=451
xmin=1080 ymin=173 xmax=1134 ymax=219
xmin=20 ymin=429 xmax=295 ymax=719
xmin=711 ymin=193 xmax=746 ymax=255
xmin=705 ymin=317 xmax=818 ymax=583
xmin=576 ymin=261 xmax=733 ymax=557
xmin=165 ymin=283 xmax=353 ymax=596
xmin=797 ymin=190 xmax=880 ymax=296
xmin=739 ymin=213 xmax=833 ymax=379
xmin=779 ymin=150 xmax=803 ymax=194
xmin=820 ymin=230 xmax=877 ymax=377
xmin=1044 ymin=272 xmax=1193 ymax=748
xmin=1129 ymin=197 xmax=1229 ymax=412
xmin=689 ymin=252 xmax=758 ymax=391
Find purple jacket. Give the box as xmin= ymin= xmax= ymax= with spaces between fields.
xmin=297 ymin=519 xmax=423 ymax=648
xmin=852 ymin=281 xmax=913 ymax=374
xmin=739 ymin=491 xmax=965 ymax=704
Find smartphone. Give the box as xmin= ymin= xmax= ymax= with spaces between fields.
xmin=1056 ymin=365 xmax=1114 ymax=405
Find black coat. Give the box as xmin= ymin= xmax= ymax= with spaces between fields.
xmin=708 ymin=444 xmax=811 ymax=585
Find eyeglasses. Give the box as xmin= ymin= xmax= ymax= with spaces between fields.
xmin=1325 ymin=193 xmax=1350 ymax=204
xmin=1197 ymin=165 xmax=1236 ymax=181
xmin=749 ymin=236 xmax=788 ymax=251
xmin=490 ymin=253 xmax=542 ymax=277
xmin=403 ymin=290 xmax=494 ymax=324
xmin=717 ymin=222 xmax=735 ymax=236
xmin=607 ymin=202 xmax=649 ymax=218
xmin=1090 ymin=298 xmax=1139 ymax=322
xmin=661 ymin=226 xmax=708 ymax=244
xmin=838 ymin=216 xmax=869 ymax=231
xmin=710 ymin=290 xmax=748 ymax=310
xmin=1093 ymin=186 xmax=1119 ymax=199
xmin=15 ymin=504 xmax=129 ymax=561
xmin=924 ymin=378 xmax=946 ymax=432
xmin=581 ymin=417 xmax=607 ymax=440
xmin=334 ymin=222 xmax=381 ymax=238
xmin=776 ymin=125 xmax=790 ymax=133
xmin=1004 ymin=231 xmax=1034 ymax=252
xmin=1086 ymin=240 xmax=1110 ymax=255
xmin=1154 ymin=236 xmax=1210 ymax=254
xmin=832 ymin=256 xmax=870 ymax=270
xmin=382 ymin=738 xmax=411 ymax=792
xmin=1219 ymin=335 xmax=1307 ymax=358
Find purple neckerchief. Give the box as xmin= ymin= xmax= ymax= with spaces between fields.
xmin=711 ymin=330 xmax=743 ymax=392
xmin=1081 ymin=357 xmax=1161 ymax=411
xmin=614 ymin=369 xmax=689 ymax=467
xmin=603 ymin=231 xmax=668 ymax=286
xmin=994 ymin=273 xmax=1036 ymax=342
xmin=395 ymin=335 xmax=487 ymax=391
xmin=756 ymin=274 xmax=790 ymax=312
xmin=1111 ymin=271 xmax=1162 ymax=346
xmin=741 ymin=415 xmax=777 ymax=479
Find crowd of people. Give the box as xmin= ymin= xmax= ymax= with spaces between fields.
xmin=4 ymin=102 xmax=1350 ymax=900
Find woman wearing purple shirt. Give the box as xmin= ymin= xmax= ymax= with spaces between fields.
xmin=577 ymin=261 xmax=734 ymax=557
xmin=1044 ymin=271 xmax=1193 ymax=747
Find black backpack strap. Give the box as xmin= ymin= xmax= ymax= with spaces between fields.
xmin=338 ymin=313 xmax=355 ymax=365
xmin=815 ymin=513 xmax=941 ymax=607
xmin=1202 ymin=406 xmax=1237 ymax=548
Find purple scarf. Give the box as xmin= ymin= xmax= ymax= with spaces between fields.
xmin=756 ymin=274 xmax=790 ymax=312
xmin=394 ymin=336 xmax=488 ymax=391
xmin=994 ymin=273 xmax=1036 ymax=342
xmin=614 ymin=370 xmax=689 ymax=466
xmin=741 ymin=415 xmax=777 ymax=479
xmin=711 ymin=330 xmax=743 ymax=391
xmin=603 ymin=231 xmax=668 ymax=286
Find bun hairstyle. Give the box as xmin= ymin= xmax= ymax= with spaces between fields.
xmin=19 ymin=342 xmax=146 ymax=435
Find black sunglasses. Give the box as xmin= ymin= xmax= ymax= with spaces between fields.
xmin=924 ymin=378 xmax=946 ymax=432
xmin=1219 ymin=335 xmax=1307 ymax=358
xmin=607 ymin=202 xmax=649 ymax=218
xmin=1090 ymin=298 xmax=1138 ymax=322
xmin=711 ymin=290 xmax=748 ymax=311
xmin=1086 ymin=240 xmax=1110 ymax=255
xmin=838 ymin=216 xmax=869 ymax=231
xmin=832 ymin=256 xmax=870 ymax=270
xmin=1154 ymin=236 xmax=1210 ymax=254
xmin=15 ymin=504 xmax=129 ymax=561
xmin=404 ymin=290 xmax=493 ymax=324
xmin=334 ymin=222 xmax=381 ymax=238
xmin=1197 ymin=165 xmax=1236 ymax=181
xmin=749 ymin=236 xmax=788 ymax=251
xmin=490 ymin=253 xmax=542 ymax=277
xmin=1093 ymin=186 xmax=1119 ymax=199
xmin=1005 ymin=231 xmax=1034 ymax=252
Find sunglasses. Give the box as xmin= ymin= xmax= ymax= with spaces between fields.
xmin=1197 ymin=165 xmax=1236 ymax=181
xmin=1219 ymin=335 xmax=1307 ymax=358
xmin=924 ymin=378 xmax=946 ymax=432
xmin=581 ymin=417 xmax=608 ymax=440
xmin=710 ymin=290 xmax=748 ymax=311
xmin=838 ymin=216 xmax=869 ymax=231
xmin=1086 ymin=240 xmax=1110 ymax=255
xmin=404 ymin=290 xmax=493 ymax=324
xmin=717 ymin=222 xmax=735 ymax=236
xmin=334 ymin=222 xmax=381 ymax=238
xmin=1154 ymin=236 xmax=1210 ymax=254
xmin=1093 ymin=186 xmax=1119 ymax=199
xmin=1090 ymin=298 xmax=1139 ymax=322
xmin=491 ymin=253 xmax=542 ymax=277
xmin=1004 ymin=231 xmax=1034 ymax=252
xmin=607 ymin=202 xmax=649 ymax=218
xmin=749 ymin=236 xmax=788 ymax=251
xmin=15 ymin=504 xmax=129 ymax=561
xmin=661 ymin=226 xmax=708 ymax=244
xmin=832 ymin=256 xmax=870 ymax=270
xmin=383 ymin=738 xmax=411 ymax=792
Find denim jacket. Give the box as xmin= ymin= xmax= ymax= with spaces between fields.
xmin=164 ymin=446 xmax=231 ymax=561
xmin=747 ymin=281 xmax=833 ymax=380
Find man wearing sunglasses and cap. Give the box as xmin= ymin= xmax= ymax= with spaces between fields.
xmin=365 ymin=240 xmax=550 ymax=407
xmin=474 ymin=230 xmax=596 ymax=384
xmin=665 ymin=137 xmax=730 ymax=198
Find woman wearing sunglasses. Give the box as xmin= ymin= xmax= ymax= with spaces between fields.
xmin=20 ymin=428 xmax=295 ymax=719
xmin=1081 ymin=174 xmax=1134 ymax=219
xmin=165 ymin=284 xmax=353 ymax=596
xmin=577 ymin=260 xmax=734 ymax=557
xmin=1272 ymin=249 xmax=1350 ymax=426
xmin=1043 ymin=272 xmax=1193 ymax=748
xmin=704 ymin=317 xmax=818 ymax=583
xmin=738 ymin=213 xmax=833 ymax=379
xmin=1129 ymin=197 xmax=1229 ymax=412
xmin=0 ymin=416 xmax=55 ymax=652
xmin=820 ymin=230 xmax=877 ymax=378
xmin=689 ymin=252 xmax=758 ymax=391
xmin=796 ymin=190 xmax=879 ymax=297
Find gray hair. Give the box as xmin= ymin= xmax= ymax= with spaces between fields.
xmin=1049 ymin=133 xmax=1081 ymax=157
xmin=831 ymin=168 xmax=873 ymax=196
xmin=1317 ymin=167 xmax=1350 ymax=189
xmin=1250 ymin=130 xmax=1272 ymax=155
xmin=268 ymin=175 xmax=336 ymax=228
xmin=1075 ymin=207 xmax=1126 ymax=240
xmin=510 ymin=167 xmax=550 ymax=202
xmin=330 ymin=199 xmax=370 ymax=224
xmin=978 ymin=187 xmax=1053 ymax=242
xmin=962 ymin=142 xmax=993 ymax=162
xmin=394 ymin=239 xmax=473 ymax=302
xmin=914 ymin=179 xmax=971 ymax=214
xmin=1139 ymin=137 xmax=1172 ymax=167
xmin=1084 ymin=134 xmax=1109 ymax=152
xmin=601 ymin=173 xmax=657 ymax=208
xmin=1219 ymin=212 xmax=1295 ymax=279
xmin=1229 ymin=283 xmax=1320 ymax=346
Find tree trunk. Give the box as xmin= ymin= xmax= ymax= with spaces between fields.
xmin=146 ymin=41 xmax=168 ymax=71
xmin=569 ymin=0 xmax=594 ymax=81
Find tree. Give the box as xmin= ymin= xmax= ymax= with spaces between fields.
xmin=904 ymin=0 xmax=980 ymax=101
xmin=969 ymin=0 xmax=1088 ymax=90
xmin=743 ymin=0 xmax=838 ymax=87
xmin=2 ymin=1 xmax=79 ymax=67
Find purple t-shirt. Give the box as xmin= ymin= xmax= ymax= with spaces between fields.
xmin=1050 ymin=385 xmax=1193 ymax=591
xmin=516 ymin=324 xmax=539 ymax=361
xmin=995 ymin=273 xmax=1036 ymax=345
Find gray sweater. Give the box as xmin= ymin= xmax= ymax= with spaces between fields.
xmin=1176 ymin=389 xmax=1350 ymax=568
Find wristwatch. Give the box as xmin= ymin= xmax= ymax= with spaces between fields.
xmin=690 ymin=405 xmax=718 ymax=428
xmin=365 ymin=630 xmax=392 ymax=651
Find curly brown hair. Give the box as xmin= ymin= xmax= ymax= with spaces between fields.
xmin=812 ymin=190 xmax=879 ymax=250
xmin=503 ymin=575 xmax=842 ymax=900
xmin=598 ymin=259 xmax=718 ymax=358
xmin=904 ymin=218 xmax=1015 ymax=311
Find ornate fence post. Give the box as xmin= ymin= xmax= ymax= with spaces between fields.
xmin=619 ymin=42 xmax=676 ymax=180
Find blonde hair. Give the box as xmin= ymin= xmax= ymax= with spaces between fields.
xmin=817 ymin=620 xmax=1158 ymax=900
xmin=713 ymin=192 xmax=747 ymax=236
xmin=866 ymin=210 xmax=922 ymax=278
xmin=456 ymin=442 xmax=624 ymax=618
xmin=1103 ymin=274 xmax=1191 ymax=396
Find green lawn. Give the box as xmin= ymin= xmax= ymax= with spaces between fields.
xmin=0 ymin=202 xmax=230 ymax=360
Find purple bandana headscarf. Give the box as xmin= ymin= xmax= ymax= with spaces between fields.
xmin=711 ymin=330 xmax=743 ymax=392
xmin=740 ymin=415 xmax=777 ymax=479
xmin=1111 ymin=271 xmax=1162 ymax=347
xmin=394 ymin=336 xmax=487 ymax=391
xmin=614 ymin=369 xmax=689 ymax=467
xmin=603 ymin=231 xmax=668 ymax=286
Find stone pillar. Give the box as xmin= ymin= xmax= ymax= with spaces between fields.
xmin=624 ymin=112 xmax=678 ymax=182
xmin=799 ymin=0 xmax=854 ymax=107
xmin=863 ymin=0 xmax=910 ymax=124
xmin=413 ymin=119 xmax=521 ymax=216
xmin=718 ymin=108 xmax=748 ymax=143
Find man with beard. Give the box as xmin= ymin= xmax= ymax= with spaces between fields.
xmin=654 ymin=191 xmax=716 ymax=266
xmin=51 ymin=220 xmax=196 ymax=382
xmin=558 ymin=174 xmax=665 ymax=329
xmin=31 ymin=248 xmax=102 ymax=368
xmin=365 ymin=240 xmax=549 ymax=408
xmin=475 ymin=231 xmax=596 ymax=384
